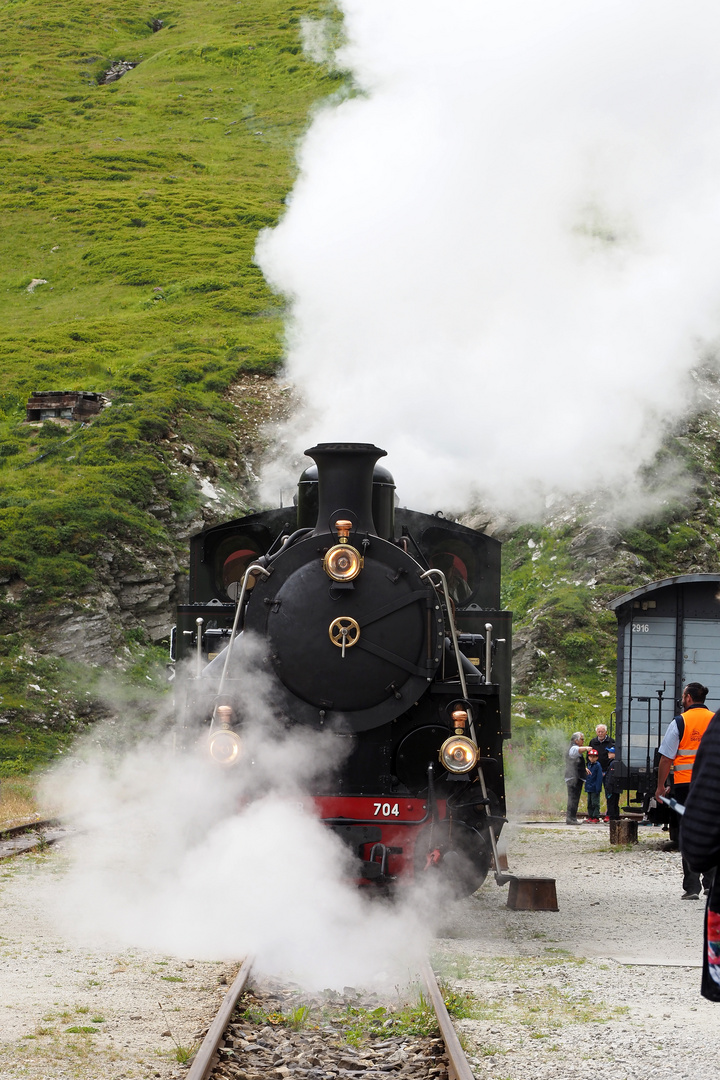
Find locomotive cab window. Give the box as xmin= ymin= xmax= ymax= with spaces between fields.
xmin=423 ymin=531 xmax=480 ymax=607
xmin=213 ymin=536 xmax=263 ymax=600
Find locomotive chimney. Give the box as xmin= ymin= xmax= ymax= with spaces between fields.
xmin=305 ymin=442 xmax=386 ymax=536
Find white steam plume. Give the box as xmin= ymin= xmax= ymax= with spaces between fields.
xmin=40 ymin=648 xmax=442 ymax=989
xmin=257 ymin=0 xmax=720 ymax=515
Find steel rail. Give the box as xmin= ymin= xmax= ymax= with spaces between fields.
xmin=0 ymin=818 xmax=60 ymax=841
xmin=0 ymin=822 xmax=69 ymax=862
xmin=420 ymin=960 xmax=475 ymax=1080
xmin=186 ymin=957 xmax=253 ymax=1080
xmin=184 ymin=956 xmax=471 ymax=1080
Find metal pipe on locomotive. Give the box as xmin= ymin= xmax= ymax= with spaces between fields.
xmin=172 ymin=442 xmax=513 ymax=894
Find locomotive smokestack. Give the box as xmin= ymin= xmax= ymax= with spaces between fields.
xmin=305 ymin=443 xmax=386 ymax=536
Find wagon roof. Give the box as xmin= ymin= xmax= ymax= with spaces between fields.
xmin=609 ymin=573 xmax=720 ymax=611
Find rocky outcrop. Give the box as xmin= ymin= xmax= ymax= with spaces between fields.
xmin=568 ymin=524 xmax=622 ymax=565
xmin=17 ymin=545 xmax=180 ymax=667
xmin=511 ymin=626 xmax=551 ymax=689
xmin=101 ymin=60 xmax=137 ymax=84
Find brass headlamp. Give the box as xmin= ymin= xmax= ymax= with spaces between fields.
xmin=323 ymin=519 xmax=363 ymax=582
xmin=208 ymin=705 xmax=242 ymax=766
xmin=439 ymin=734 xmax=479 ymax=774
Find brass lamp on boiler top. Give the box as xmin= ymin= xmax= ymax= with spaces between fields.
xmin=323 ymin=519 xmax=363 ymax=582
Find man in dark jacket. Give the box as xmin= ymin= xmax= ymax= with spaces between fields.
xmin=589 ymin=723 xmax=615 ymax=771
xmin=680 ymin=709 xmax=720 ymax=1000
xmin=590 ymin=723 xmax=615 ymax=820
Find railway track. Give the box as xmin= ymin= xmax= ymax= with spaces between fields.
xmin=185 ymin=959 xmax=473 ymax=1080
xmin=0 ymin=818 xmax=68 ymax=860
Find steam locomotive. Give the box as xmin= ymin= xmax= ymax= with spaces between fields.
xmin=172 ymin=443 xmax=512 ymax=894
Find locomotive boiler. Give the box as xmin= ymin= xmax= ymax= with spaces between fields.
xmin=173 ymin=442 xmax=512 ymax=894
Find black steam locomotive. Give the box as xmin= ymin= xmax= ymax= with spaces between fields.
xmin=173 ymin=443 xmax=512 ymax=894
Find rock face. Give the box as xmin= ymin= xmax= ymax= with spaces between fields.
xmin=26 ymin=546 xmax=180 ymax=666
xmin=5 ymin=377 xmax=288 ymax=670
xmin=568 ymin=524 xmax=623 ymax=565
xmin=511 ymin=626 xmax=550 ymax=690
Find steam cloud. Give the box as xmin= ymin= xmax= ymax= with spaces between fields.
xmin=41 ymin=649 xmax=438 ymax=989
xmin=257 ymin=0 xmax=720 ymax=515
xmin=41 ymin=0 xmax=720 ymax=985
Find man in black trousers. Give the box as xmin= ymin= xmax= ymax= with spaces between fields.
xmin=680 ymin=708 xmax=720 ymax=1000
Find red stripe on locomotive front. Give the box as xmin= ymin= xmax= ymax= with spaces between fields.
xmin=313 ymin=796 xmax=448 ymax=882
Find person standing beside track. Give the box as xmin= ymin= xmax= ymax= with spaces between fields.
xmin=679 ymin=709 xmax=720 ymax=1000
xmin=589 ymin=723 xmax=614 ymax=770
xmin=604 ymin=747 xmax=620 ymax=821
xmin=583 ymin=748 xmax=603 ymax=822
xmin=655 ymin=682 xmax=715 ymax=899
xmin=565 ymin=731 xmax=590 ymax=825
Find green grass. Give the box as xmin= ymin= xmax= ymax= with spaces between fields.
xmin=236 ymin=986 xmax=464 ymax=1044
xmin=0 ymin=0 xmax=345 ymax=727
xmin=4 ymin=0 xmax=720 ymax=797
xmin=0 ymin=0 xmax=343 ymax=594
xmin=447 ymin=955 xmax=627 ymax=1044
xmin=0 ymin=0 xmax=343 ymax=585
xmin=0 ymin=632 xmax=169 ymax=773
xmin=0 ymin=774 xmax=40 ymax=826
xmin=502 ymin=524 xmax=617 ymax=712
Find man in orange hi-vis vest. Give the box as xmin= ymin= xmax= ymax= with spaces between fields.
xmin=656 ymin=682 xmax=715 ymax=899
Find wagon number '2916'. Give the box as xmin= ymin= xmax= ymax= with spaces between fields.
xmin=374 ymin=802 xmax=400 ymax=817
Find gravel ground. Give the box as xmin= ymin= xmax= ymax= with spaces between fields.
xmin=435 ymin=821 xmax=717 ymax=1080
xmin=0 ymin=822 xmax=715 ymax=1080
xmin=0 ymin=850 xmax=233 ymax=1080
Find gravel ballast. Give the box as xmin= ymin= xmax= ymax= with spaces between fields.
xmin=0 ymin=851 xmax=232 ymax=1079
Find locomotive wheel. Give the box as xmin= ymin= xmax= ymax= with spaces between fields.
xmin=413 ymin=820 xmax=491 ymax=897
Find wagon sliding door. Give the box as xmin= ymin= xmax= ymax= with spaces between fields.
xmin=682 ymin=620 xmax=720 ymax=715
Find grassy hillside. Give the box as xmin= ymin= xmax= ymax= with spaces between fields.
xmin=0 ymin=0 xmax=343 ymax=765
xmin=3 ymin=0 xmax=720 ymax=796
xmin=0 ymin=0 xmax=342 ymax=585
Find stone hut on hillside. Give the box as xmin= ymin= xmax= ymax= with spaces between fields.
xmin=25 ymin=391 xmax=106 ymax=423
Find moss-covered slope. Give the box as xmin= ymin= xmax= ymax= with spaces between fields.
xmin=0 ymin=0 xmax=342 ymax=743
xmin=0 ymin=0 xmax=341 ymax=588
xmin=502 ymin=390 xmax=720 ymax=758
